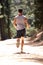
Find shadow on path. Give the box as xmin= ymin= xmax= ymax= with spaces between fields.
xmin=21 ymin=57 xmax=43 ymax=64
xmin=13 ymin=52 xmax=29 ymax=54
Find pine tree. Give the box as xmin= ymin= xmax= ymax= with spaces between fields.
xmin=0 ymin=0 xmax=11 ymax=40
xmin=34 ymin=0 xmax=43 ymax=31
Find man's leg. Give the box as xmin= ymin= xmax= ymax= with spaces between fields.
xmin=21 ymin=37 xmax=24 ymax=52
xmin=16 ymin=38 xmax=20 ymax=48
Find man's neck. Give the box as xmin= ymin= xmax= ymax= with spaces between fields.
xmin=18 ymin=13 xmax=22 ymax=16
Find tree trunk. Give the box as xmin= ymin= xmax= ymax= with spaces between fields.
xmin=34 ymin=0 xmax=43 ymax=31
xmin=0 ymin=0 xmax=11 ymax=40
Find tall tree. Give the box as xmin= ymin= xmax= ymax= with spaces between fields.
xmin=34 ymin=0 xmax=43 ymax=31
xmin=0 ymin=0 xmax=11 ymax=40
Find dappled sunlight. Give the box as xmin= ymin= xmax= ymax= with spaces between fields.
xmin=0 ymin=39 xmax=43 ymax=56
xmin=0 ymin=39 xmax=43 ymax=65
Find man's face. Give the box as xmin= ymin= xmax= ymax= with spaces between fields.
xmin=18 ymin=12 xmax=22 ymax=15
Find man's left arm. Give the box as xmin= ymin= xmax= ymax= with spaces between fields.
xmin=24 ymin=18 xmax=30 ymax=29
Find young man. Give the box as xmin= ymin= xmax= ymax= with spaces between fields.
xmin=13 ymin=9 xmax=30 ymax=53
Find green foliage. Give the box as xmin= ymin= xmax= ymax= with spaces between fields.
xmin=10 ymin=23 xmax=16 ymax=38
xmin=26 ymin=27 xmax=38 ymax=37
xmin=9 ymin=0 xmax=34 ymax=19
xmin=1 ymin=0 xmax=43 ymax=40
xmin=9 ymin=0 xmax=35 ymax=38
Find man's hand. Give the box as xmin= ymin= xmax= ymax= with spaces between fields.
xmin=24 ymin=18 xmax=30 ymax=29
xmin=26 ymin=24 xmax=30 ymax=29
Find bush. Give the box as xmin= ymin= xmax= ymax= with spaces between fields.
xmin=26 ymin=27 xmax=38 ymax=37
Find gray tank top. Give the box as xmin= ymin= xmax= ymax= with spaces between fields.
xmin=15 ymin=15 xmax=26 ymax=30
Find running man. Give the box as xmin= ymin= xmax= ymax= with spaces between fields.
xmin=13 ymin=9 xmax=30 ymax=53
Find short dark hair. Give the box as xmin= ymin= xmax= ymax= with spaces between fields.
xmin=18 ymin=9 xmax=23 ymax=13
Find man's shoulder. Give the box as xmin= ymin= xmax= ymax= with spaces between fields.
xmin=22 ymin=15 xmax=26 ymax=17
xmin=15 ymin=15 xmax=19 ymax=18
xmin=22 ymin=15 xmax=27 ymax=19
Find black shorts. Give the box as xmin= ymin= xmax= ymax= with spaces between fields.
xmin=17 ymin=28 xmax=25 ymax=38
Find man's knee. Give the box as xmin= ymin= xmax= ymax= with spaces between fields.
xmin=17 ymin=38 xmax=20 ymax=41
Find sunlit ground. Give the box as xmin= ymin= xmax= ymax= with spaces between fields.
xmin=0 ymin=38 xmax=43 ymax=65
